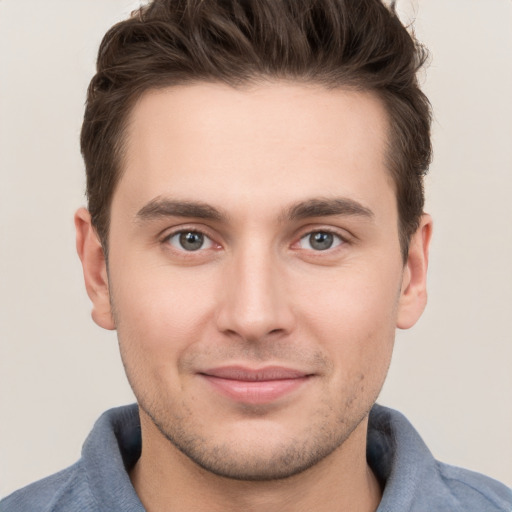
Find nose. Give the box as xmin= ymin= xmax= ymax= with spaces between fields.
xmin=215 ymin=242 xmax=295 ymax=343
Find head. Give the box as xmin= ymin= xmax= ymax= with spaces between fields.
xmin=76 ymin=0 xmax=433 ymax=485
xmin=81 ymin=0 xmax=431 ymax=262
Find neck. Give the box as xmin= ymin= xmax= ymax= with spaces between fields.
xmin=130 ymin=412 xmax=382 ymax=512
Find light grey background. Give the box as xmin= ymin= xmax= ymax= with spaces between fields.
xmin=1 ymin=0 xmax=511 ymax=498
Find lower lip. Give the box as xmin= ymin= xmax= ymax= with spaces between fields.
xmin=201 ymin=375 xmax=309 ymax=404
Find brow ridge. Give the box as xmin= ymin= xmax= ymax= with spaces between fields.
xmin=284 ymin=197 xmax=374 ymax=221
xmin=135 ymin=196 xmax=374 ymax=224
xmin=136 ymin=197 xmax=226 ymax=222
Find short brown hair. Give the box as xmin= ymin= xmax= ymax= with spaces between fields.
xmin=81 ymin=0 xmax=431 ymax=260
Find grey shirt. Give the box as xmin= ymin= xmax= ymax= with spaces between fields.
xmin=2 ymin=404 xmax=511 ymax=511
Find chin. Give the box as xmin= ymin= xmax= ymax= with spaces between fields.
xmin=142 ymin=399 xmax=368 ymax=482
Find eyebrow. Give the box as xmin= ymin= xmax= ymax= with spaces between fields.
xmin=283 ymin=197 xmax=374 ymax=221
xmin=135 ymin=196 xmax=374 ymax=224
xmin=136 ymin=197 xmax=226 ymax=222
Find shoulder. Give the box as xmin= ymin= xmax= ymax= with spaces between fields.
xmin=0 ymin=462 xmax=99 ymax=512
xmin=368 ymin=405 xmax=512 ymax=512
xmin=0 ymin=404 xmax=142 ymax=512
xmin=435 ymin=461 xmax=512 ymax=512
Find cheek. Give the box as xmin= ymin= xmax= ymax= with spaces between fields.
xmin=110 ymin=261 xmax=219 ymax=358
xmin=297 ymin=259 xmax=401 ymax=330
xmin=110 ymin=266 xmax=221 ymax=407
xmin=294 ymin=263 xmax=400 ymax=376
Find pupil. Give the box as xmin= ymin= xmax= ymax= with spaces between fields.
xmin=310 ymin=232 xmax=333 ymax=250
xmin=180 ymin=232 xmax=203 ymax=251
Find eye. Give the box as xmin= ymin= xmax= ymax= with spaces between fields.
xmin=298 ymin=231 xmax=343 ymax=251
xmin=166 ymin=231 xmax=215 ymax=251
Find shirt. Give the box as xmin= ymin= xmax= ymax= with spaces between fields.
xmin=2 ymin=404 xmax=511 ymax=511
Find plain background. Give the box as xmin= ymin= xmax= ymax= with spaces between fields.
xmin=1 ymin=0 xmax=511 ymax=498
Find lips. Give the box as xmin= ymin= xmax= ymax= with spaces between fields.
xmin=199 ymin=366 xmax=311 ymax=404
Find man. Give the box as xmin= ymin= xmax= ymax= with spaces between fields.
xmin=2 ymin=0 xmax=511 ymax=510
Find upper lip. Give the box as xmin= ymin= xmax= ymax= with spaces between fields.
xmin=200 ymin=366 xmax=310 ymax=381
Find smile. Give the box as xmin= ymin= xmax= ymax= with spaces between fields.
xmin=199 ymin=366 xmax=312 ymax=404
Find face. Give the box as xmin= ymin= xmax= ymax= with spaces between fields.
xmin=77 ymin=82 xmax=430 ymax=481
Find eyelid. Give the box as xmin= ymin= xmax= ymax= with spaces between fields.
xmin=299 ymin=231 xmax=343 ymax=249
xmin=167 ymin=231 xmax=214 ymax=251
xmin=291 ymin=225 xmax=353 ymax=255
xmin=158 ymin=223 xmax=352 ymax=253
xmin=160 ymin=224 xmax=222 ymax=250
xmin=295 ymin=224 xmax=351 ymax=241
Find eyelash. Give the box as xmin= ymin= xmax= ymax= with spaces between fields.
xmin=161 ymin=226 xmax=349 ymax=255
xmin=161 ymin=227 xmax=219 ymax=253
xmin=296 ymin=229 xmax=346 ymax=252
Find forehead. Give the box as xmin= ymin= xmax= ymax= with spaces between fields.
xmin=116 ymin=81 xmax=394 ymax=219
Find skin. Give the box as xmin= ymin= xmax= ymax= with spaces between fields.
xmin=76 ymin=82 xmax=432 ymax=512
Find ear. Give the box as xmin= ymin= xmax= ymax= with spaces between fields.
xmin=396 ymin=214 xmax=433 ymax=329
xmin=75 ymin=208 xmax=115 ymax=330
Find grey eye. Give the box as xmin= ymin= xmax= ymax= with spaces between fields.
xmin=309 ymin=232 xmax=334 ymax=250
xmin=167 ymin=231 xmax=214 ymax=251
xmin=299 ymin=231 xmax=342 ymax=251
xmin=180 ymin=232 xmax=204 ymax=251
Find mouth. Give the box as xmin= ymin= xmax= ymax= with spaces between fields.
xmin=198 ymin=366 xmax=312 ymax=404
